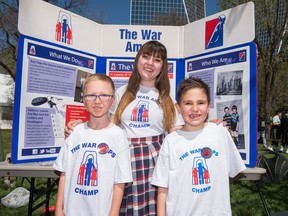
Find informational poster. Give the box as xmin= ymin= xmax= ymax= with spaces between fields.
xmin=65 ymin=104 xmax=90 ymax=126
xmin=12 ymin=36 xmax=96 ymax=163
xmin=106 ymin=59 xmax=177 ymax=96
xmin=185 ymin=43 xmax=257 ymax=166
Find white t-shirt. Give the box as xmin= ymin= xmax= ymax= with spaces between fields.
xmin=53 ymin=123 xmax=132 ymax=216
xmin=151 ymin=123 xmax=246 ymax=216
xmin=110 ymin=84 xmax=183 ymax=138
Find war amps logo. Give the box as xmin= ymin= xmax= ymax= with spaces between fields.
xmin=55 ymin=11 xmax=73 ymax=45
xmin=205 ymin=15 xmax=226 ymax=49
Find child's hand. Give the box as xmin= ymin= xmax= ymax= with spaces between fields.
xmin=210 ymin=119 xmax=224 ymax=125
xmin=64 ymin=119 xmax=84 ymax=138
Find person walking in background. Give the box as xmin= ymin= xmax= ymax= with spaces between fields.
xmin=258 ymin=116 xmax=269 ymax=149
xmin=271 ymin=111 xmax=282 ymax=151
xmin=151 ymin=77 xmax=245 ymax=216
xmin=54 ymin=74 xmax=132 ymax=216
xmin=280 ymin=112 xmax=288 ymax=153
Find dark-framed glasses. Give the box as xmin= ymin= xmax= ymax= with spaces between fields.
xmin=83 ymin=94 xmax=113 ymax=102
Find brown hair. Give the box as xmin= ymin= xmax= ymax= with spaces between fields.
xmin=176 ymin=77 xmax=211 ymax=104
xmin=114 ymin=41 xmax=176 ymax=131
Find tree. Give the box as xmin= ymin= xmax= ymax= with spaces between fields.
xmin=219 ymin=0 xmax=288 ymax=134
xmin=0 ymin=0 xmax=90 ymax=82
xmin=0 ymin=0 xmax=19 ymax=81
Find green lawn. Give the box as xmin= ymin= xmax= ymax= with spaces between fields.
xmin=0 ymin=129 xmax=287 ymax=215
xmin=0 ymin=129 xmax=57 ymax=216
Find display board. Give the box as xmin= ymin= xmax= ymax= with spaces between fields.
xmin=13 ymin=36 xmax=96 ymax=162
xmin=185 ymin=43 xmax=257 ymax=166
xmin=12 ymin=0 xmax=256 ymax=166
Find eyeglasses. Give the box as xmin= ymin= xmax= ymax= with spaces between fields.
xmin=83 ymin=94 xmax=113 ymax=102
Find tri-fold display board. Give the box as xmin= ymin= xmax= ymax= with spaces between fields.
xmin=12 ymin=0 xmax=257 ymax=167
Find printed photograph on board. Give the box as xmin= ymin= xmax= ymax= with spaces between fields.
xmin=74 ymin=70 xmax=89 ymax=103
xmin=216 ymin=70 xmax=243 ymax=95
xmin=216 ymin=100 xmax=244 ymax=149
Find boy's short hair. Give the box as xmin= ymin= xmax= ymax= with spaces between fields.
xmin=232 ymin=105 xmax=237 ymax=110
xmin=177 ymin=77 xmax=210 ymax=104
xmin=83 ymin=73 xmax=115 ymax=94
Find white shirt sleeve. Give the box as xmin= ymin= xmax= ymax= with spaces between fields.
xmin=151 ymin=138 xmax=170 ymax=188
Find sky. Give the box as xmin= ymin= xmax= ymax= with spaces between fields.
xmin=89 ymin=0 xmax=220 ymax=25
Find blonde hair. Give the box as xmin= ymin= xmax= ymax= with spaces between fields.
xmin=83 ymin=73 xmax=115 ymax=94
xmin=114 ymin=41 xmax=176 ymax=131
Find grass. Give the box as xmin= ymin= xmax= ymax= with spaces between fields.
xmin=230 ymin=167 xmax=288 ymax=215
xmin=0 ymin=129 xmax=287 ymax=215
xmin=0 ymin=129 xmax=57 ymax=215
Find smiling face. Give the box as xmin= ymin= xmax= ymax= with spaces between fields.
xmin=83 ymin=79 xmax=115 ymax=119
xmin=176 ymin=88 xmax=210 ymax=131
xmin=137 ymin=52 xmax=163 ymax=87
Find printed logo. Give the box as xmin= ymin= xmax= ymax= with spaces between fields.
xmin=205 ymin=15 xmax=226 ymax=49
xmin=167 ymin=63 xmax=174 ymax=78
xmin=29 ymin=45 xmax=36 ymax=55
xmin=188 ymin=62 xmax=193 ymax=71
xmin=55 ymin=11 xmax=73 ymax=45
xmin=32 ymin=149 xmax=38 ymax=155
xmin=201 ymin=147 xmax=212 ymax=159
xmin=78 ymin=151 xmax=98 ymax=186
xmin=131 ymin=100 xmax=149 ymax=122
xmin=192 ymin=157 xmax=210 ymax=186
xmin=88 ymin=60 xmax=94 ymax=69
xmin=239 ymin=51 xmax=246 ymax=61
xmin=111 ymin=63 xmax=116 ymax=70
xmin=168 ymin=64 xmax=173 ymax=72
xmin=97 ymin=143 xmax=109 ymax=154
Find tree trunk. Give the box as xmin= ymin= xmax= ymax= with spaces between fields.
xmin=264 ymin=65 xmax=273 ymax=139
xmin=0 ymin=129 xmax=4 ymax=161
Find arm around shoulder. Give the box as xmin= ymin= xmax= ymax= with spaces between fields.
xmin=64 ymin=119 xmax=84 ymax=138
xmin=210 ymin=118 xmax=223 ymax=125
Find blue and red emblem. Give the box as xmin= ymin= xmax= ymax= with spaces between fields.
xmin=97 ymin=143 xmax=109 ymax=154
xmin=55 ymin=11 xmax=73 ymax=45
xmin=205 ymin=15 xmax=226 ymax=49
xmin=239 ymin=51 xmax=246 ymax=61
xmin=201 ymin=147 xmax=212 ymax=159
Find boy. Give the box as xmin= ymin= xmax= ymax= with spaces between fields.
xmin=151 ymin=77 xmax=246 ymax=216
xmin=54 ymin=74 xmax=132 ymax=216
xmin=223 ymin=106 xmax=232 ymax=135
xmin=230 ymin=105 xmax=240 ymax=148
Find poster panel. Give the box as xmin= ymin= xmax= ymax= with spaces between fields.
xmin=106 ymin=58 xmax=177 ymax=97
xmin=184 ymin=43 xmax=257 ymax=167
xmin=12 ymin=36 xmax=97 ymax=163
